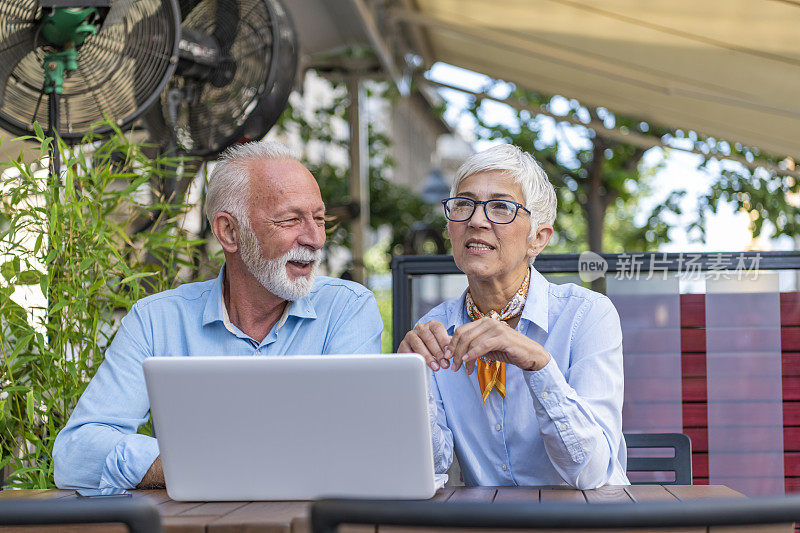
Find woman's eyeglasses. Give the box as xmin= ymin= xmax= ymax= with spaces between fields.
xmin=442 ymin=197 xmax=531 ymax=225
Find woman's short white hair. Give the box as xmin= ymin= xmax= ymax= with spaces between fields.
xmin=450 ymin=144 xmax=557 ymax=240
xmin=205 ymin=140 xmax=300 ymax=226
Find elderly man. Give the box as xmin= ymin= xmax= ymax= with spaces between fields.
xmin=401 ymin=144 xmax=627 ymax=489
xmin=53 ymin=140 xmax=383 ymax=489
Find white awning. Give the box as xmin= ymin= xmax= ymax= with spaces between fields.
xmin=5 ymin=1 xmax=798 ymax=163
xmin=393 ymin=0 xmax=800 ymax=159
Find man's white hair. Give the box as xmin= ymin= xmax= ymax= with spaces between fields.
xmin=205 ymin=140 xmax=300 ymax=226
xmin=450 ymin=144 xmax=557 ymax=241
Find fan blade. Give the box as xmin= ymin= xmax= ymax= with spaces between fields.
xmin=187 ymin=97 xmax=211 ymax=152
xmin=141 ymin=99 xmax=174 ymax=151
xmin=102 ymin=0 xmax=136 ymax=29
xmin=0 ymin=27 xmax=35 ymax=108
xmin=212 ymin=0 xmax=239 ymax=55
xmin=140 ymin=0 xmax=297 ymax=158
xmin=179 ymin=0 xmax=202 ymax=19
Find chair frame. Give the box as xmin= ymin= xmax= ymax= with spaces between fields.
xmin=391 ymin=252 xmax=800 ymax=350
xmin=311 ymin=496 xmax=800 ymax=533
xmin=0 ymin=498 xmax=162 ymax=533
xmin=624 ymin=432 xmax=692 ymax=485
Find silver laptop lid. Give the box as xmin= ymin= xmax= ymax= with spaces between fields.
xmin=143 ymin=354 xmax=435 ymax=501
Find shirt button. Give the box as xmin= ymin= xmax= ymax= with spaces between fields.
xmin=495 ymin=424 xmax=502 ymax=431
xmin=501 ymin=464 xmax=508 ymax=471
xmin=541 ymin=391 xmax=549 ymax=399
xmin=559 ymin=423 xmax=567 ymax=431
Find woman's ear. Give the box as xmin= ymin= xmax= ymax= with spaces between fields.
xmin=528 ymin=224 xmax=554 ymax=258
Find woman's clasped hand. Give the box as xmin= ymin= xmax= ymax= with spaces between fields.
xmin=398 ymin=318 xmax=550 ymax=374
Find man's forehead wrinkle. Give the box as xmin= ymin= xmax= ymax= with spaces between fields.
xmin=251 ymin=159 xmax=325 ymax=222
xmin=276 ymin=203 xmax=325 ymax=217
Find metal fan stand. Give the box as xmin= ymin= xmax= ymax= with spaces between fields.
xmin=39 ymin=5 xmax=101 ymax=180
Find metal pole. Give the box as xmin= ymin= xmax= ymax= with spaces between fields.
xmin=48 ymin=92 xmax=60 ymax=182
xmin=348 ymin=77 xmax=370 ymax=285
xmin=46 ymin=91 xmax=61 ymax=350
xmin=795 ymin=235 xmax=800 ymax=291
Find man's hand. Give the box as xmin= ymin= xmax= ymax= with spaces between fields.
xmin=136 ymin=456 xmax=165 ymax=489
xmin=448 ymin=317 xmax=551 ymax=374
xmin=398 ymin=321 xmax=452 ymax=371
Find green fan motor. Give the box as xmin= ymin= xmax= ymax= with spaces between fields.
xmin=39 ymin=2 xmax=107 ymax=94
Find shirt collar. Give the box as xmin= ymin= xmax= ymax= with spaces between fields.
xmin=201 ymin=264 xmax=318 ymax=330
xmin=201 ymin=266 xmax=227 ymax=327
xmin=287 ymin=292 xmax=317 ymax=321
xmin=520 ymin=266 xmax=550 ymax=333
xmin=444 ymin=266 xmax=550 ymax=334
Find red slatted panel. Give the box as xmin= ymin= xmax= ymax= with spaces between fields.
xmin=783 ymin=293 xmax=800 ymax=499
xmin=678 ymin=292 xmax=800 ymax=492
xmin=679 ymin=293 xmax=708 ymax=488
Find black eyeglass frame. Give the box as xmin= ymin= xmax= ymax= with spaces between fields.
xmin=441 ymin=196 xmax=532 ymax=225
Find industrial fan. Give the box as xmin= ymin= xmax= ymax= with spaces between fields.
xmin=142 ymin=0 xmax=297 ymax=158
xmin=0 ymin=0 xmax=180 ymax=145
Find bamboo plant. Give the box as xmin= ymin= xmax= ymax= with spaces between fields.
xmin=0 ymin=124 xmax=204 ymax=488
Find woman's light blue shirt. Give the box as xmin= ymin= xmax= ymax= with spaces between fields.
xmin=425 ymin=267 xmax=629 ymax=489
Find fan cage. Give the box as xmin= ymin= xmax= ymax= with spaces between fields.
xmin=0 ymin=0 xmax=180 ymax=140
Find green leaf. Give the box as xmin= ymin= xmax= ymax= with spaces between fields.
xmin=47 ymin=300 xmax=68 ymax=315
xmin=1 ymin=258 xmax=19 ymax=281
xmin=87 ymin=278 xmax=104 ymax=293
xmin=119 ymin=272 xmax=157 ymax=284
xmin=44 ymin=248 xmax=58 ymax=263
xmin=10 ymin=355 xmax=39 ymax=367
xmin=78 ymin=256 xmax=95 ymax=271
xmin=17 ymin=269 xmax=41 ymax=285
xmin=33 ymin=232 xmax=44 ymax=254
xmin=26 ymin=390 xmax=35 ymax=425
xmin=39 ymin=273 xmax=49 ymax=295
xmin=1 ymin=386 xmax=31 ymax=394
xmin=65 ymin=172 xmax=74 ymax=199
xmin=10 ymin=331 xmax=35 ymax=359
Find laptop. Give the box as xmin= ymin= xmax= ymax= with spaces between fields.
xmin=143 ymin=354 xmax=437 ymax=501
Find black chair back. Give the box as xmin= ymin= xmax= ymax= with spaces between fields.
xmin=0 ymin=498 xmax=162 ymax=533
xmin=625 ymin=432 xmax=692 ymax=485
xmin=311 ymin=496 xmax=800 ymax=533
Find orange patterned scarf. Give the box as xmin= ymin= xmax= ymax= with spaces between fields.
xmin=465 ymin=269 xmax=530 ymax=402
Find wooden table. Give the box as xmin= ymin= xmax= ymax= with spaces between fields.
xmin=0 ymin=485 xmax=793 ymax=533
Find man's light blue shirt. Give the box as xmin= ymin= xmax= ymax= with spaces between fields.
xmin=53 ymin=267 xmax=383 ymax=489
xmin=425 ymin=267 xmax=629 ymax=489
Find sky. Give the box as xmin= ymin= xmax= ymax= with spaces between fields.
xmin=427 ymin=62 xmax=798 ymax=254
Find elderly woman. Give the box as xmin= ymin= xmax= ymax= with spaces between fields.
xmin=400 ymin=144 xmax=628 ymax=489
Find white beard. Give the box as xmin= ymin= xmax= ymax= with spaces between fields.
xmin=238 ymin=221 xmax=322 ymax=301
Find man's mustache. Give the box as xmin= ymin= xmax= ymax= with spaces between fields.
xmin=283 ymin=247 xmax=323 ymax=263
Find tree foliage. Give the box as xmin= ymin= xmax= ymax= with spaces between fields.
xmin=460 ymin=82 xmax=800 ymax=252
xmin=273 ymin=79 xmax=444 ymax=269
xmin=464 ymin=86 xmax=684 ymax=253
xmin=665 ymin=132 xmax=800 ymax=242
